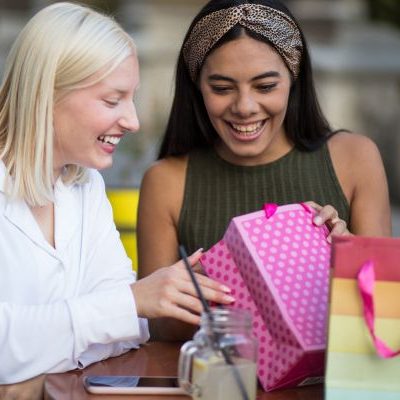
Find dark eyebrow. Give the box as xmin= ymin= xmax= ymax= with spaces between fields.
xmin=251 ymin=71 xmax=281 ymax=80
xmin=207 ymin=71 xmax=280 ymax=83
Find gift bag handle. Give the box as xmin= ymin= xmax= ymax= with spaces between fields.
xmin=263 ymin=202 xmax=312 ymax=219
xmin=358 ymin=261 xmax=400 ymax=358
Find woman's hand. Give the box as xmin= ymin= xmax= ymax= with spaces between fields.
xmin=131 ymin=250 xmax=234 ymax=325
xmin=306 ymin=201 xmax=352 ymax=243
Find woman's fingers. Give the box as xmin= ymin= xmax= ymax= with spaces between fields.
xmin=191 ymin=275 xmax=234 ymax=302
xmin=330 ymin=218 xmax=348 ymax=235
xmin=305 ymin=201 xmax=351 ymax=242
xmin=132 ymin=257 xmax=235 ymax=324
xmin=191 ymin=262 xmax=205 ymax=275
xmin=329 ymin=219 xmax=353 ymax=243
xmin=305 ymin=200 xmax=322 ymax=212
xmin=186 ymin=247 xmax=204 ymax=266
xmin=169 ymin=307 xmax=201 ymax=325
xmin=172 ymin=268 xmax=234 ymax=304
xmin=169 ymin=281 xmax=235 ymax=324
xmin=192 ymin=270 xmax=230 ymax=291
xmin=310 ymin=203 xmax=338 ymax=226
xmin=150 ymin=288 xmax=204 ymax=325
xmin=174 ymin=252 xmax=231 ymax=293
xmin=306 ymin=201 xmax=342 ymax=228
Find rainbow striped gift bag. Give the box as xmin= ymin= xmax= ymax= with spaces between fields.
xmin=326 ymin=236 xmax=400 ymax=400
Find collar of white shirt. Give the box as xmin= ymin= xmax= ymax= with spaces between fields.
xmin=0 ymin=160 xmax=82 ymax=259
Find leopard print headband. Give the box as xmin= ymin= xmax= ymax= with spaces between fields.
xmin=183 ymin=4 xmax=303 ymax=81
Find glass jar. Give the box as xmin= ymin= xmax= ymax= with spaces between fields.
xmin=178 ymin=308 xmax=258 ymax=400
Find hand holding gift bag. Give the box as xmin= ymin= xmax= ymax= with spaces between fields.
xmin=201 ymin=203 xmax=331 ymax=391
xmin=326 ymin=235 xmax=400 ymax=400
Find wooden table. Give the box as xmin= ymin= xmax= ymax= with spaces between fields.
xmin=44 ymin=342 xmax=323 ymax=400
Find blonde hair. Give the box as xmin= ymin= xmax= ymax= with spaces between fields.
xmin=0 ymin=2 xmax=135 ymax=206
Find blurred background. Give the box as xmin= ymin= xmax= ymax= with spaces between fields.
xmin=1 ymin=0 xmax=400 ymax=234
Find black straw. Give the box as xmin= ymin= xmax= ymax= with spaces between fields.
xmin=179 ymin=245 xmax=250 ymax=400
xmin=179 ymin=246 xmax=211 ymax=314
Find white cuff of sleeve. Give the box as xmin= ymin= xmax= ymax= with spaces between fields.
xmin=68 ymin=285 xmax=148 ymax=360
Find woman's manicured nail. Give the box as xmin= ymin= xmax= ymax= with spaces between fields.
xmin=224 ymin=295 xmax=235 ymax=303
xmin=313 ymin=216 xmax=323 ymax=225
xmin=221 ymin=285 xmax=231 ymax=293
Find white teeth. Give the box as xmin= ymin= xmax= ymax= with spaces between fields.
xmin=98 ymin=135 xmax=121 ymax=145
xmin=231 ymin=121 xmax=263 ymax=135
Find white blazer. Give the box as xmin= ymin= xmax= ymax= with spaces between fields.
xmin=0 ymin=162 xmax=149 ymax=384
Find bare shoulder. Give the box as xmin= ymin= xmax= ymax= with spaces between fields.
xmin=327 ymin=131 xmax=385 ymax=203
xmin=328 ymin=132 xmax=391 ymax=236
xmin=327 ymin=131 xmax=387 ymax=204
xmin=328 ymin=131 xmax=382 ymax=166
xmin=143 ymin=155 xmax=187 ymax=181
xmin=141 ymin=155 xmax=188 ymax=193
xmin=139 ymin=155 xmax=188 ymax=223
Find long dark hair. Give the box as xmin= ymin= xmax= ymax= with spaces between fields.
xmin=158 ymin=0 xmax=333 ymax=159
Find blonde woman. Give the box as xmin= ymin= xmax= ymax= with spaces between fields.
xmin=0 ymin=2 xmax=232 ymax=384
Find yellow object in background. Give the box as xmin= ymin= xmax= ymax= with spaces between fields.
xmin=106 ymin=188 xmax=139 ymax=271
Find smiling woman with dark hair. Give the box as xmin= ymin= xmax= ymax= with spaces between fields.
xmin=137 ymin=0 xmax=391 ymax=341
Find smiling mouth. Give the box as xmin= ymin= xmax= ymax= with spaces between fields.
xmin=229 ymin=120 xmax=266 ymax=137
xmin=97 ymin=135 xmax=121 ymax=145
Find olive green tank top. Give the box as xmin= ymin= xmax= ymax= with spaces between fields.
xmin=178 ymin=144 xmax=350 ymax=254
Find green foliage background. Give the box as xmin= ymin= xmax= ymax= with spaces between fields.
xmin=366 ymin=0 xmax=400 ymax=29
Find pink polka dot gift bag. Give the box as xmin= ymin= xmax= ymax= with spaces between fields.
xmin=200 ymin=203 xmax=331 ymax=391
